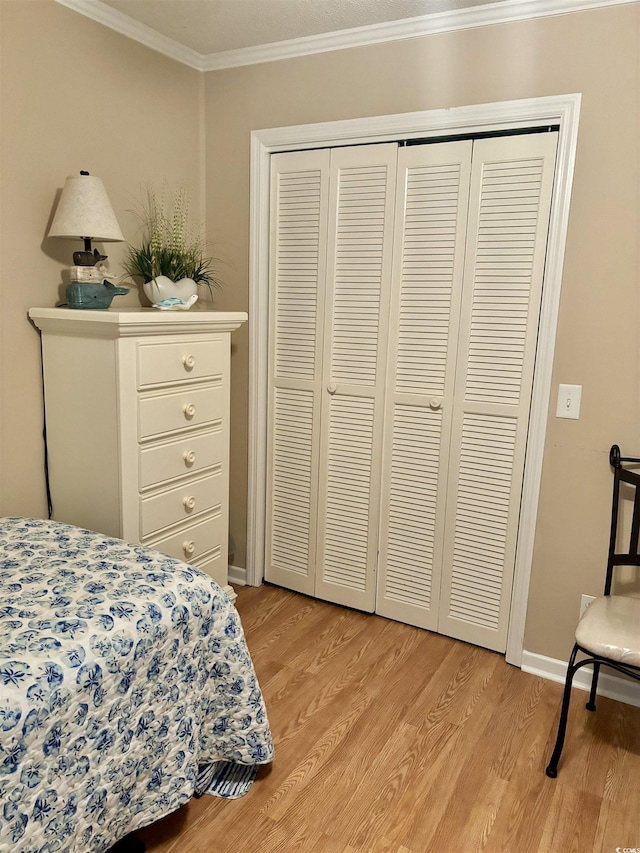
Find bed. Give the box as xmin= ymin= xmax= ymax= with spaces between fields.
xmin=0 ymin=517 xmax=274 ymax=853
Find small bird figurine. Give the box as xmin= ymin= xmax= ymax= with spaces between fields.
xmin=153 ymin=294 xmax=199 ymax=310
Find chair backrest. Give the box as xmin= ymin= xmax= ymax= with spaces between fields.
xmin=606 ymin=454 xmax=640 ymax=595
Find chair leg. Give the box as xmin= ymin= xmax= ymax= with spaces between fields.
xmin=586 ymin=662 xmax=600 ymax=711
xmin=545 ymin=644 xmax=579 ymax=778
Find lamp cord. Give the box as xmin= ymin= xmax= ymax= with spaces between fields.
xmin=38 ymin=340 xmax=54 ymax=519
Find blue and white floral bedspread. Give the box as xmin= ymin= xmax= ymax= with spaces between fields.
xmin=0 ymin=518 xmax=274 ymax=853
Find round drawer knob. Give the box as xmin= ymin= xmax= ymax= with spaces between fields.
xmin=183 ymin=403 xmax=196 ymax=419
xmin=183 ymin=495 xmax=196 ymax=511
xmin=429 ymin=397 xmax=443 ymax=410
xmin=183 ymin=450 xmax=197 ymax=466
xmin=183 ymin=540 xmax=196 ymax=557
xmin=182 ymin=354 xmax=196 ymax=370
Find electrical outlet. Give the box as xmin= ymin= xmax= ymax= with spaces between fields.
xmin=579 ymin=594 xmax=595 ymax=619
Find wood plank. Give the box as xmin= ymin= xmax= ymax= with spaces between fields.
xmin=137 ymin=585 xmax=640 ymax=853
xmin=535 ymin=785 xmax=602 ymax=852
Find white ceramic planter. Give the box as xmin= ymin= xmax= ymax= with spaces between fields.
xmin=143 ymin=275 xmax=198 ymax=306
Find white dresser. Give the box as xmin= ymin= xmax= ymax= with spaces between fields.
xmin=29 ymin=308 xmax=247 ymax=593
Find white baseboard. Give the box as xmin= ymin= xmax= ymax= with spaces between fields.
xmin=227 ymin=564 xmax=247 ymax=587
xmin=521 ymin=649 xmax=640 ymax=708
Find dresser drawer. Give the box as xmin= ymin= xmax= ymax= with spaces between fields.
xmin=192 ymin=549 xmax=226 ymax=588
xmin=137 ymin=338 xmax=225 ymax=388
xmin=147 ymin=513 xmax=222 ymax=564
xmin=140 ymin=472 xmax=222 ymax=537
xmin=140 ymin=430 xmax=222 ymax=489
xmin=139 ymin=385 xmax=223 ymax=440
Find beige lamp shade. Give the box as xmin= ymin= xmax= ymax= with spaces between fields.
xmin=48 ymin=172 xmax=124 ymax=242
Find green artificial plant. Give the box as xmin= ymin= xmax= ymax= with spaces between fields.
xmin=125 ymin=186 xmax=222 ymax=294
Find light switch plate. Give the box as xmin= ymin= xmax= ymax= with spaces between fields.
xmin=556 ymin=384 xmax=582 ymax=419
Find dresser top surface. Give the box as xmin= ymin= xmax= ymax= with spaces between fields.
xmin=29 ymin=307 xmax=248 ymax=337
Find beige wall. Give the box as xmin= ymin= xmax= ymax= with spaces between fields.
xmin=1 ymin=1 xmax=638 ymax=664
xmin=0 ymin=1 xmax=203 ymax=516
xmin=204 ymin=4 xmax=640 ymax=660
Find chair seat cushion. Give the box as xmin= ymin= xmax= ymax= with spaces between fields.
xmin=575 ymin=594 xmax=640 ymax=667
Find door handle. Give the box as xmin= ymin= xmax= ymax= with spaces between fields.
xmin=429 ymin=397 xmax=443 ymax=410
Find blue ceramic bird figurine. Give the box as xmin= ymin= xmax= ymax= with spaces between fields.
xmin=153 ymin=294 xmax=199 ymax=310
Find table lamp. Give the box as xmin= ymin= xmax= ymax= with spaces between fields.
xmin=48 ymin=171 xmax=128 ymax=309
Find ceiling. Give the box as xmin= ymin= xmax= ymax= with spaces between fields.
xmin=97 ymin=0 xmax=504 ymax=56
xmin=57 ymin=0 xmax=622 ymax=69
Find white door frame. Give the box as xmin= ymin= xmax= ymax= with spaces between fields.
xmin=247 ymin=94 xmax=581 ymax=667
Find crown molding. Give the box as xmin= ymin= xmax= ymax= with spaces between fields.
xmin=56 ymin=0 xmax=637 ymax=72
xmin=202 ymin=0 xmax=638 ymax=69
xmin=53 ymin=0 xmax=206 ymax=70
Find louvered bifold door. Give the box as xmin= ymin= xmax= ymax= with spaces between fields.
xmin=438 ymin=132 xmax=558 ymax=652
xmin=314 ymin=144 xmax=398 ymax=611
xmin=265 ymin=149 xmax=330 ymax=595
xmin=376 ymin=141 xmax=473 ymax=629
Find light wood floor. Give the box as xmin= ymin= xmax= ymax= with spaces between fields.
xmin=139 ymin=584 xmax=640 ymax=853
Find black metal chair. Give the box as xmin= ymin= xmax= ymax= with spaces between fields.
xmin=545 ymin=444 xmax=640 ymax=778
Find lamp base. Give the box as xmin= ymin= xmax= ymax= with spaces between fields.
xmin=66 ymin=280 xmax=129 ymax=310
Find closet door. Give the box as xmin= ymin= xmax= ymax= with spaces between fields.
xmin=266 ymin=132 xmax=557 ymax=651
xmin=265 ymin=149 xmax=330 ymax=594
xmin=314 ymin=144 xmax=398 ymax=611
xmin=376 ymin=141 xmax=473 ymax=629
xmin=438 ymin=132 xmax=558 ymax=652
xmin=266 ymin=143 xmax=398 ymax=609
